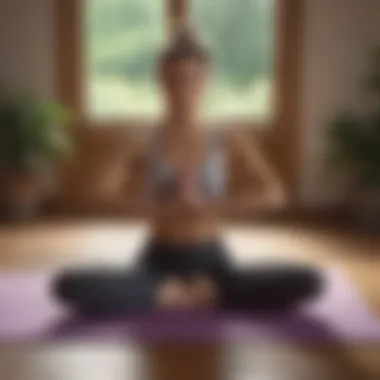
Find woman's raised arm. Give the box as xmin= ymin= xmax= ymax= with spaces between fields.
xmin=214 ymin=129 xmax=288 ymax=217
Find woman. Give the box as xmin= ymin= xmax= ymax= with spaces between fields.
xmin=54 ymin=28 xmax=321 ymax=316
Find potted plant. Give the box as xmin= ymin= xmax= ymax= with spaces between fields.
xmin=327 ymin=48 xmax=380 ymax=230
xmin=0 ymin=87 xmax=73 ymax=220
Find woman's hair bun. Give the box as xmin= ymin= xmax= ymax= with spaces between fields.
xmin=161 ymin=25 xmax=210 ymax=64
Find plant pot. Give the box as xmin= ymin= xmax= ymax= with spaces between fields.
xmin=351 ymin=186 xmax=380 ymax=232
xmin=2 ymin=172 xmax=46 ymax=221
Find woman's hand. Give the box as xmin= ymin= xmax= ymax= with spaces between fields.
xmin=176 ymin=153 xmax=205 ymax=214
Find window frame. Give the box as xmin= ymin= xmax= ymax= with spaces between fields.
xmin=55 ymin=0 xmax=304 ymax=203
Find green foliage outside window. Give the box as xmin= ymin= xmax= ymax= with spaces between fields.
xmin=86 ymin=0 xmax=275 ymax=121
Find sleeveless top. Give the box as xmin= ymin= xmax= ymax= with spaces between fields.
xmin=147 ymin=131 xmax=227 ymax=199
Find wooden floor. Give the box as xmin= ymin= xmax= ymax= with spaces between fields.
xmin=0 ymin=220 xmax=380 ymax=379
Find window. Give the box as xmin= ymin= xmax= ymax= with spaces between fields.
xmin=55 ymin=0 xmax=303 ymax=198
xmin=192 ymin=0 xmax=275 ymax=122
xmin=85 ymin=0 xmax=275 ymax=123
xmin=57 ymin=0 xmax=303 ymax=197
xmin=86 ymin=0 xmax=165 ymax=119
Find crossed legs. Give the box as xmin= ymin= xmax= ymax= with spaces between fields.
xmin=53 ymin=240 xmax=322 ymax=317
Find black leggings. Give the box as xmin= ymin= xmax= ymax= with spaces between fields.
xmin=53 ymin=240 xmax=322 ymax=317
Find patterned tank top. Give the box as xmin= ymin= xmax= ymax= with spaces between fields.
xmin=147 ymin=130 xmax=226 ymax=199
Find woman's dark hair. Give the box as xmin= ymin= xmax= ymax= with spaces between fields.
xmin=161 ymin=26 xmax=210 ymax=64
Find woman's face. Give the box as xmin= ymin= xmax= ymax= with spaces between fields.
xmin=160 ymin=59 xmax=209 ymax=115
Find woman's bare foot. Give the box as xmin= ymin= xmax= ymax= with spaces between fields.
xmin=156 ymin=277 xmax=194 ymax=309
xmin=156 ymin=275 xmax=219 ymax=310
xmin=188 ymin=275 xmax=218 ymax=308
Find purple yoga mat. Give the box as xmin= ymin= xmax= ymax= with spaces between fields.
xmin=0 ymin=268 xmax=379 ymax=343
